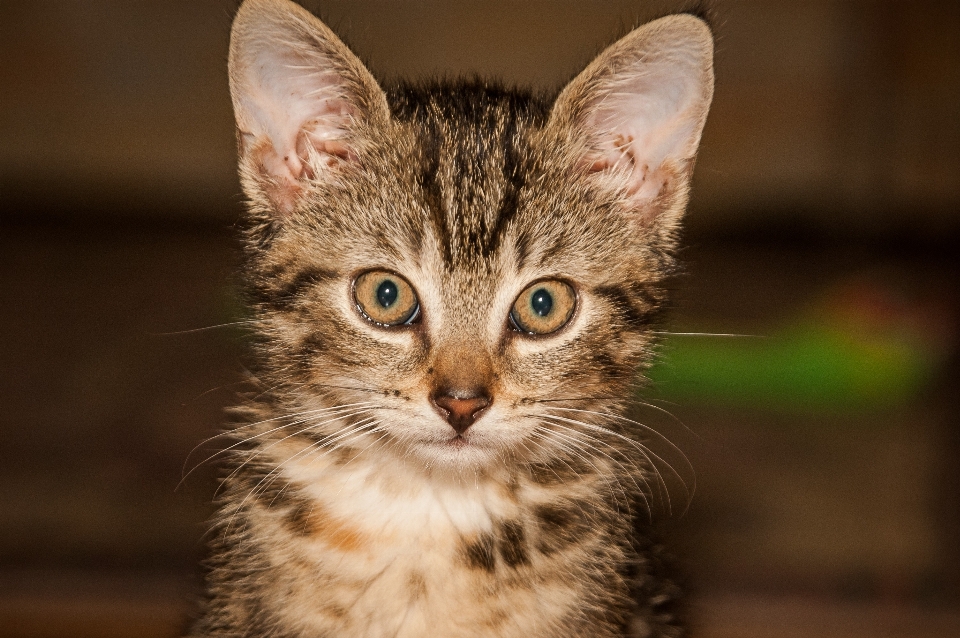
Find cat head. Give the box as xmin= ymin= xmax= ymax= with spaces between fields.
xmin=228 ymin=0 xmax=713 ymax=475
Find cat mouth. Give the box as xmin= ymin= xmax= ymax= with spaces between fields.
xmin=445 ymin=434 xmax=469 ymax=449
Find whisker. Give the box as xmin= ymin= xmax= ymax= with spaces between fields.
xmin=630 ymin=399 xmax=702 ymax=442
xmin=529 ymin=395 xmax=620 ymax=404
xmin=652 ymin=330 xmax=765 ymax=338
xmin=224 ymin=416 xmax=381 ymax=535
xmin=325 ymin=422 xmax=388 ymax=471
xmin=214 ymin=407 xmax=378 ymax=499
xmin=150 ymin=320 xmax=259 ymax=336
xmin=186 ymin=380 xmax=256 ymax=404
xmin=542 ymin=406 xmax=694 ymax=491
xmin=180 ymin=402 xmax=377 ymax=485
xmin=529 ymin=426 xmax=641 ymax=518
xmin=539 ymin=410 xmax=695 ymax=515
xmin=256 ymin=417 xmax=387 ymax=508
xmin=537 ymin=419 xmax=652 ymax=516
xmin=526 ymin=427 xmax=630 ymax=521
xmin=188 ymin=401 xmax=375 ymax=456
xmin=526 ymin=429 xmax=593 ymax=484
xmin=263 ymin=419 xmax=385 ymax=508
xmin=528 ymin=426 xmax=625 ymax=500
xmin=310 ymin=383 xmax=391 ymax=395
xmin=539 ymin=419 xmax=653 ymax=494
xmin=247 ymin=370 xmax=303 ymax=401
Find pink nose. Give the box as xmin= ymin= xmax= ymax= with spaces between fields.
xmin=431 ymin=392 xmax=491 ymax=434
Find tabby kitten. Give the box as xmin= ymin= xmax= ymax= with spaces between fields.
xmin=190 ymin=0 xmax=713 ymax=636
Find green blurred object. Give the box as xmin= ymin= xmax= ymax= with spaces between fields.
xmin=648 ymin=275 xmax=954 ymax=411
xmin=648 ymin=326 xmax=934 ymax=411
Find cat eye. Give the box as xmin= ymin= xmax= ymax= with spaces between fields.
xmin=354 ymin=270 xmax=420 ymax=327
xmin=509 ymin=280 xmax=576 ymax=335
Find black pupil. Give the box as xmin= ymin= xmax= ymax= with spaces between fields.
xmin=530 ymin=288 xmax=553 ymax=317
xmin=376 ymin=279 xmax=398 ymax=308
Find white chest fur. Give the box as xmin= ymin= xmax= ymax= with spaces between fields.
xmin=249 ymin=448 xmax=584 ymax=638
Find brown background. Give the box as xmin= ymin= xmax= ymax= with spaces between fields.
xmin=2 ymin=1 xmax=959 ymax=637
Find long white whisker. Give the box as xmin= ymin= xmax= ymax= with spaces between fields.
xmin=224 ymin=416 xmax=381 ymax=535
xmin=526 ymin=429 xmax=595 ymax=486
xmin=528 ymin=426 xmax=634 ymax=516
xmin=532 ymin=425 xmax=645 ymax=520
xmin=551 ymin=414 xmax=687 ymax=496
xmin=192 ymin=401 xmax=371 ymax=451
xmin=542 ymin=407 xmax=695 ymax=497
xmin=181 ymin=403 xmax=377 ymax=488
xmin=150 ymin=320 xmax=259 ymax=336
xmin=262 ymin=420 xmax=386 ymax=510
xmin=544 ymin=406 xmax=690 ymax=461
xmin=630 ymin=400 xmax=701 ymax=441
xmin=536 ymin=421 xmax=646 ymax=516
xmin=651 ymin=331 xmax=764 ymax=338
xmin=541 ymin=410 xmax=695 ymax=514
xmin=539 ymin=418 xmax=655 ymax=503
xmin=215 ymin=407 xmax=377 ymax=499
xmin=540 ymin=413 xmax=681 ymax=514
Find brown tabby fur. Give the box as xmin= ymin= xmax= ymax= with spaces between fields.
xmin=189 ymin=1 xmax=713 ymax=636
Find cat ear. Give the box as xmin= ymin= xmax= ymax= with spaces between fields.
xmin=549 ymin=14 xmax=714 ymax=225
xmin=228 ymin=0 xmax=390 ymax=214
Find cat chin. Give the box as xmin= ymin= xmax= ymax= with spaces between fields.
xmin=407 ymin=435 xmax=504 ymax=474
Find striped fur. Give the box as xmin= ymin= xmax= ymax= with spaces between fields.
xmin=189 ymin=1 xmax=713 ymax=636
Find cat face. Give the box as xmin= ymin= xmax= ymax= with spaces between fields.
xmin=229 ymin=0 xmax=713 ymax=473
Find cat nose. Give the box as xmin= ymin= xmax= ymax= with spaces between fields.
xmin=431 ymin=390 xmax=491 ymax=434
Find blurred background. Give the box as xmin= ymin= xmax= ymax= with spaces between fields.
xmin=2 ymin=1 xmax=959 ymax=636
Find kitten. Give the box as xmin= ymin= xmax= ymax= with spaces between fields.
xmin=189 ymin=0 xmax=713 ymax=636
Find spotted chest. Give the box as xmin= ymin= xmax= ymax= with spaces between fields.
xmin=235 ymin=449 xmax=630 ymax=638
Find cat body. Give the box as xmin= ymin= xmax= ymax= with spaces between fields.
xmin=190 ymin=1 xmax=713 ymax=636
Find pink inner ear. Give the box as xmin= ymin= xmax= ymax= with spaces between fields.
xmin=584 ymin=152 xmax=673 ymax=218
xmin=233 ymin=35 xmax=366 ymax=201
xmin=240 ymin=91 xmax=362 ymax=214
xmin=582 ymin=127 xmax=674 ymax=206
xmin=299 ymin=119 xmax=360 ymax=176
xmin=580 ymin=86 xmax=703 ymax=208
xmin=228 ymin=0 xmax=392 ymax=215
xmin=266 ymin=81 xmax=357 ymax=175
xmin=242 ymin=133 xmax=303 ymax=215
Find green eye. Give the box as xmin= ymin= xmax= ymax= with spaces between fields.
xmin=510 ymin=280 xmax=576 ymax=335
xmin=354 ymin=271 xmax=419 ymax=326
